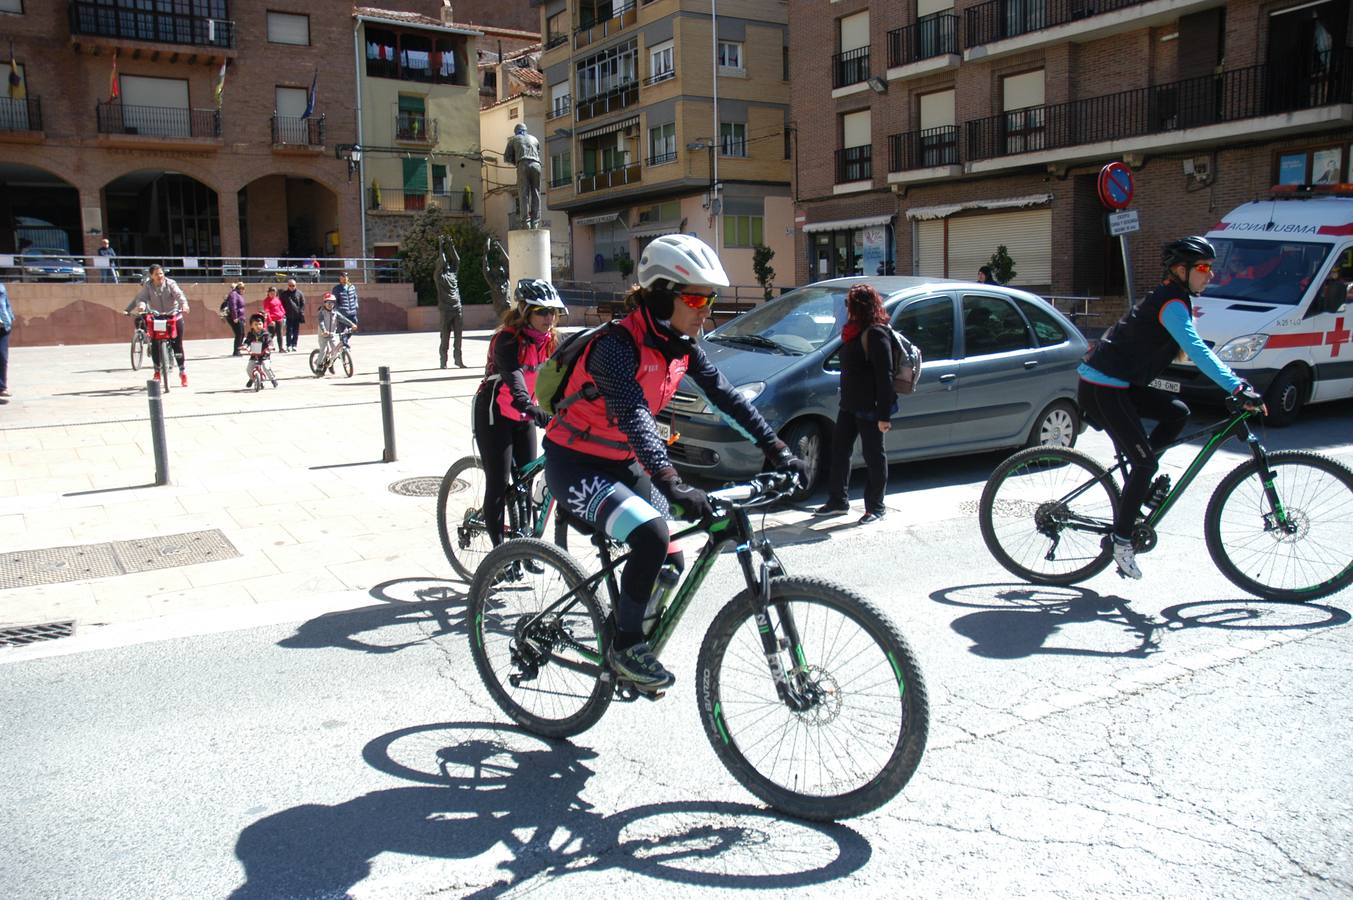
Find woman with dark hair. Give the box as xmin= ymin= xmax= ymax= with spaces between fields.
xmin=814 ymin=283 xmax=896 ymax=525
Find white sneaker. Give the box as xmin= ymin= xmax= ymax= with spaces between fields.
xmin=1112 ymin=538 xmax=1142 ymax=580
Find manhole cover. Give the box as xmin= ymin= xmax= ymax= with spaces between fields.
xmin=113 ymin=530 xmax=240 ymax=573
xmin=0 ymin=530 xmax=241 ymax=590
xmin=389 ymin=477 xmax=443 ymax=497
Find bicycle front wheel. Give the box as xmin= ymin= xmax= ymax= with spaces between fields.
xmin=158 ymin=342 xmax=174 ymax=392
xmin=696 ymin=577 xmax=928 ymax=821
xmin=437 ymin=455 xmax=496 ymax=580
xmin=979 ymin=446 xmax=1120 ymax=585
xmin=469 ymin=538 xmax=611 ymax=738
xmin=130 ymin=333 xmax=145 ymax=371
xmin=341 ymin=349 xmax=353 ymax=378
xmin=1205 ymin=451 xmax=1353 ymax=602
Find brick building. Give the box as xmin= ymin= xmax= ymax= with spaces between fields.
xmin=0 ymin=0 xmax=361 ymax=265
xmin=535 ymin=0 xmax=795 ymax=291
xmin=789 ymin=0 xmax=1353 ymax=305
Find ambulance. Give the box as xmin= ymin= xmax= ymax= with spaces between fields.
xmin=1159 ymin=184 xmax=1353 ymax=425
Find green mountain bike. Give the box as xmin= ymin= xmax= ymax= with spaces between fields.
xmin=437 ymin=453 xmax=562 ymax=581
xmin=466 ymin=471 xmax=929 ymax=822
xmin=978 ymin=403 xmax=1353 ymax=601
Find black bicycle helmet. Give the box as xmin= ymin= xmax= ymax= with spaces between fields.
xmin=1162 ymin=236 xmax=1216 ymax=269
xmin=513 ymin=278 xmax=568 ymax=313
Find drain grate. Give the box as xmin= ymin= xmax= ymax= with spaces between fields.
xmin=389 ymin=477 xmax=443 ymax=497
xmin=0 ymin=529 xmax=241 ymax=590
xmin=0 ymin=620 xmax=76 ymax=647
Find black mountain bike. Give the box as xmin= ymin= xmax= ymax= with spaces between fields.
xmin=978 ymin=402 xmax=1353 ymax=601
xmin=466 ymin=471 xmax=929 ymax=822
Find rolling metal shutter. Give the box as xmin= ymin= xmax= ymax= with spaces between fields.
xmin=947 ymin=208 xmax=1051 ymax=285
xmin=915 ymin=219 xmax=944 ymax=278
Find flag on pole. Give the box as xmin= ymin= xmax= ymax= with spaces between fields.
xmin=213 ymin=59 xmax=227 ymax=108
xmin=109 ymin=49 xmax=119 ymax=100
xmin=302 ymin=68 xmax=318 ymax=119
xmin=7 ymin=44 xmax=23 ymax=101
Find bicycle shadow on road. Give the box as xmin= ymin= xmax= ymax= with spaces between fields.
xmin=933 ymin=583 xmax=1351 ymax=660
xmin=276 ymin=576 xmax=469 ymax=655
xmin=228 ymin=721 xmax=871 ymax=899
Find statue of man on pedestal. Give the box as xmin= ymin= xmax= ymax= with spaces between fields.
xmin=483 ymin=236 xmax=510 ymax=316
xmin=503 ymin=123 xmax=542 ymax=229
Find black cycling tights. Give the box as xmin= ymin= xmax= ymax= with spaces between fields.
xmin=473 ymin=388 xmax=537 ymax=546
xmin=1078 ymin=380 xmax=1189 ymax=540
xmin=544 ymin=440 xmax=683 ymax=642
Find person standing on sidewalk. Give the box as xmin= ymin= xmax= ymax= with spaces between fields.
xmin=331 ymin=272 xmax=359 ymax=346
xmin=436 ymin=236 xmax=465 ymax=368
xmin=280 ymin=279 xmax=306 ymax=352
xmin=814 ymin=283 xmax=896 ymax=526
xmin=225 ymin=281 xmax=247 ymax=355
xmin=0 ymin=281 xmax=13 ymax=403
xmin=261 ymin=286 xmax=287 ymax=353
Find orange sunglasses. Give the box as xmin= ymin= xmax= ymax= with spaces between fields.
xmin=1192 ymin=263 xmax=1213 ymax=274
xmin=679 ymin=291 xmax=717 ymax=310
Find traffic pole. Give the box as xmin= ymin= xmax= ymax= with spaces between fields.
xmin=147 ymin=379 xmax=169 ymax=486
xmin=379 ymin=365 xmax=397 ymax=462
xmin=1119 ymin=233 xmax=1135 ymax=305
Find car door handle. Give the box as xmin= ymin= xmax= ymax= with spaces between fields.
xmin=938 ymin=373 xmax=957 ymax=384
xmin=1023 ymin=360 xmax=1039 ymax=369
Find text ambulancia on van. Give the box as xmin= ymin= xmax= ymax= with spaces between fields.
xmin=1159 ymin=184 xmax=1353 ymax=425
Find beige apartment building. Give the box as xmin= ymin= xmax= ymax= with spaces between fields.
xmin=536 ymin=0 xmax=795 ymax=291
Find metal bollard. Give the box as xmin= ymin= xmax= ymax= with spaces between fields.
xmin=379 ymin=365 xmax=397 ymax=462
xmin=147 ymin=379 xmax=169 ymax=486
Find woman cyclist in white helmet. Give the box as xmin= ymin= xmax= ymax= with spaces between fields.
xmin=542 ymin=234 xmax=807 ymax=691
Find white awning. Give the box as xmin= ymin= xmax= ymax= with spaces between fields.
xmin=578 ymin=116 xmax=640 ymax=140
xmin=801 ymin=214 xmax=894 ymax=234
xmin=905 ymin=193 xmax=1053 ymax=220
xmin=629 ymin=221 xmax=682 ymax=238
xmin=575 ymin=211 xmax=623 ymax=227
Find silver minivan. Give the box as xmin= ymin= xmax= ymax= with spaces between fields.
xmin=666 ymin=277 xmax=1088 ymax=493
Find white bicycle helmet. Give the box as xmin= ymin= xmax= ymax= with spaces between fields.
xmin=514 ymin=277 xmax=568 ymax=313
xmin=638 ymin=234 xmax=729 ymax=289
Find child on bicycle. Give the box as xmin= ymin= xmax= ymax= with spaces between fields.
xmin=241 ymin=313 xmax=278 ymax=390
xmin=1078 ymin=235 xmax=1263 ymax=580
xmin=318 ymin=292 xmax=356 ymax=352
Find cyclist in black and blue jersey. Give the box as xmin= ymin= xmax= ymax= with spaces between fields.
xmin=1078 ymin=235 xmax=1263 ymax=580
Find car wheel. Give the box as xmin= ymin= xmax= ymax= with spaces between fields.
xmin=1026 ymin=400 xmax=1079 ymax=449
xmin=778 ymin=419 xmax=825 ymax=500
xmin=1262 ymin=367 xmax=1307 ymax=428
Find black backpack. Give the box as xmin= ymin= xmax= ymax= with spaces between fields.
xmin=864 ymin=324 xmax=924 ymax=396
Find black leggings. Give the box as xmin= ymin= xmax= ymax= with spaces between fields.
xmin=1078 ymin=380 xmax=1189 ymax=540
xmin=473 ymin=389 xmax=538 ymax=546
xmin=543 ymin=439 xmax=682 ymax=637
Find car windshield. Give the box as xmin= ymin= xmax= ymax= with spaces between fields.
xmin=1203 ymin=238 xmax=1332 ymax=306
xmin=708 ymin=286 xmax=847 ymax=354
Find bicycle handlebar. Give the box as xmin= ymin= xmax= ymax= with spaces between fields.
xmin=708 ymin=471 xmax=803 ymax=510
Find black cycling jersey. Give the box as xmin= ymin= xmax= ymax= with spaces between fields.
xmin=1084 ymin=279 xmax=1191 ymax=387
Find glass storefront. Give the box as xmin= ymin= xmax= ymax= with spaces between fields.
xmin=810 ymin=224 xmax=894 ymax=279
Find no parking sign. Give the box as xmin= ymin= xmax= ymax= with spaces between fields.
xmin=1097 ymin=162 xmax=1135 ymax=210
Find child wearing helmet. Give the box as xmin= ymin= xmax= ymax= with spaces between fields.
xmin=318 ymin=291 xmax=356 ymax=351
xmin=1079 ymin=235 xmax=1264 ymax=580
xmin=541 ymin=234 xmax=807 ymax=692
xmin=241 ymin=313 xmax=279 ymax=390
xmin=472 ymin=278 xmax=567 ymax=550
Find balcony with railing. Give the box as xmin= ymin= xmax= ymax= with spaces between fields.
xmin=546 ymin=98 xmax=572 ymax=121
xmin=394 ymin=112 xmax=438 ymax=143
xmin=369 ymin=188 xmax=471 ymax=213
xmin=577 ymin=162 xmax=642 ymax=194
xmin=271 ymin=114 xmax=325 ymax=149
xmin=574 ymin=2 xmax=637 ymax=50
xmin=835 ymin=145 xmax=872 ymax=184
xmin=887 ymin=14 xmax=960 ymax=72
xmin=69 ymin=1 xmax=235 ymax=50
xmin=644 ymin=68 xmax=676 ymax=87
xmin=963 ymin=0 xmax=1219 ymax=59
xmin=0 ymin=97 xmax=43 ymax=137
xmin=545 ymin=32 xmax=569 ymax=51
xmin=833 ymin=47 xmax=870 ymax=90
xmin=575 ymin=81 xmax=638 ymax=122
xmin=96 ymin=101 xmax=222 ymax=145
xmin=964 ymin=54 xmax=1353 ymax=166
xmin=647 ymin=150 xmax=677 ymax=166
xmin=888 ymin=126 xmax=960 ymax=173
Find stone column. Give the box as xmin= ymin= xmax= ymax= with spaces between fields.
xmin=507 ymin=228 xmax=551 ymax=282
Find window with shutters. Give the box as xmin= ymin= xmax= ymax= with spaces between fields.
xmin=550 ymin=151 xmax=572 ymax=187
xmin=648 ymin=122 xmax=676 ymax=164
xmin=717 ymin=41 xmax=743 ymax=72
xmin=1001 ymin=69 xmax=1045 ymax=154
xmin=917 ymin=89 xmax=957 ymax=167
xmin=649 ymin=40 xmax=674 ymax=84
xmin=720 ymin=122 xmax=747 ymax=157
xmin=267 ymin=12 xmax=310 ymax=46
xmin=962 ymin=294 xmax=1033 ymax=356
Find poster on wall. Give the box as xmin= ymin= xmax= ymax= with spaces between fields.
xmin=1312 ymin=147 xmax=1343 ymax=185
xmin=1277 ymin=153 xmax=1307 ymax=185
xmin=861 ymin=227 xmax=887 ymax=278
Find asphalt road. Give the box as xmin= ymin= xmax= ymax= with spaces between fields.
xmin=3 ymin=403 xmax=1352 ymax=899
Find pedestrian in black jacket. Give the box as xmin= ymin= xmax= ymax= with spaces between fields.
xmin=814 ymin=283 xmax=896 ymax=525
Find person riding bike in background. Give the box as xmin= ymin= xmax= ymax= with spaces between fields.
xmin=124 ymin=263 xmax=190 ymax=387
xmin=1078 ymin=235 xmax=1263 ymax=580
xmin=542 ymin=234 xmax=808 ymax=692
xmin=473 ymin=278 xmax=566 ymax=549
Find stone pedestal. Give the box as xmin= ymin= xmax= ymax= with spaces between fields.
xmin=508 ymin=228 xmax=551 ymax=283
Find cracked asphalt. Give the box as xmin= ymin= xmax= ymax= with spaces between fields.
xmin=2 ymin=402 xmax=1350 ymax=898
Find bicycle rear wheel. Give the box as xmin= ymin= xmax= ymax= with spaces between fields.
xmin=696 ymin=577 xmax=928 ymax=821
xmin=979 ymin=446 xmax=1119 ymax=585
xmin=1205 ymin=451 xmax=1353 ymax=602
xmin=437 ymin=455 xmax=496 ymax=580
xmin=130 ymin=332 xmax=146 ymax=371
xmin=309 ymin=348 xmax=325 ymax=377
xmin=469 ymin=538 xmax=611 ymax=738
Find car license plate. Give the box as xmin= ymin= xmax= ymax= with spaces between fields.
xmin=1149 ymin=378 xmax=1180 ymax=393
xmin=656 ymin=421 xmax=672 ymax=442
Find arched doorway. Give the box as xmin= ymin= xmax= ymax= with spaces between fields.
xmin=103 ymin=170 xmax=221 ymax=259
xmin=237 ymin=174 xmax=340 ymax=260
xmin=0 ymin=163 xmax=80 ymax=253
